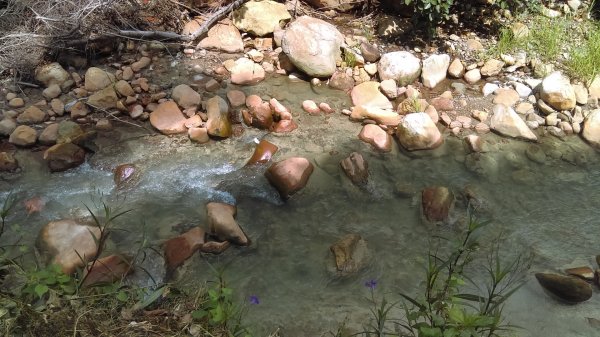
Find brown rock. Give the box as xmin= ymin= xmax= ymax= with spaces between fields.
xmin=206 ymin=96 xmax=232 ymax=138
xmin=82 ymin=255 xmax=133 ymax=287
xmin=9 ymin=125 xmax=37 ymax=147
xmin=43 ymin=143 xmax=86 ymax=172
xmin=200 ymin=240 xmax=230 ymax=254
xmin=358 ymin=124 xmax=392 ymax=152
xmin=114 ymin=80 xmax=135 ymax=97
xmin=271 ymin=119 xmax=298 ymax=132
xmin=69 ymin=101 xmax=90 ymax=119
xmin=17 ymin=106 xmax=47 ymax=124
xmin=8 ymin=97 xmax=25 ymax=108
xmin=429 ymin=97 xmax=454 ymax=111
xmin=37 ymin=220 xmax=101 ymax=274
xmin=131 ymin=57 xmax=151 ymax=72
xmin=535 ymin=273 xmax=593 ymax=303
xmin=87 ymin=86 xmax=118 ymax=109
xmin=360 ymin=42 xmax=380 ymax=63
xmin=164 ymin=227 xmax=205 ymax=271
xmin=0 ymin=152 xmax=18 ymax=172
xmin=206 ymin=202 xmax=249 ymax=246
xmin=39 ymin=123 xmax=59 ymax=145
xmin=350 ymin=105 xmax=401 ymax=126
xmin=565 ymin=267 xmax=595 ymax=281
xmin=421 ymin=186 xmax=454 ymax=223
xmin=114 ymin=164 xmax=138 ymax=189
xmin=149 ymin=101 xmax=187 ymax=135
xmin=330 ymin=233 xmax=369 ymax=276
xmin=464 ymin=134 xmax=484 ymax=153
xmin=227 ymin=90 xmax=246 ymax=108
xmin=246 ymin=139 xmax=278 ymax=166
xmin=265 ymin=157 xmax=314 ymax=199
xmin=340 ymin=152 xmax=369 ymax=185
xmin=249 ymin=101 xmax=273 ymax=129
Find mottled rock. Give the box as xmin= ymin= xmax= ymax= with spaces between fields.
xmin=227 ymin=90 xmax=246 ymax=108
xmin=131 ymin=57 xmax=151 ymax=72
xmin=329 ymin=70 xmax=355 ymax=91
xmin=189 ymin=127 xmax=210 ymax=143
xmin=395 ymin=112 xmax=443 ymax=151
xmin=493 ymin=88 xmax=520 ymax=107
xmin=281 ymin=16 xmax=343 ymax=77
xmin=378 ymin=51 xmax=421 ymax=86
xmin=114 ymin=80 xmax=135 ymax=97
xmin=8 ymin=98 xmax=24 ymax=108
xmin=265 ymin=157 xmax=314 ymax=199
xmin=535 ymin=273 xmax=592 ymax=303
xmin=360 ymin=42 xmax=380 ymax=63
xmin=42 ymin=84 xmax=62 ymax=100
xmin=87 ymin=86 xmax=118 ymax=109
xmin=340 ymin=152 xmax=369 ymax=185
xmin=35 ymin=63 xmax=71 ymax=87
xmin=43 ymin=143 xmax=86 ymax=172
xmin=9 ymin=125 xmax=37 ymax=146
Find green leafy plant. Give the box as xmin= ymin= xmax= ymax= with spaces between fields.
xmin=20 ymin=264 xmax=76 ymax=301
xmin=343 ymin=48 xmax=358 ymax=68
xmin=361 ymin=207 xmax=530 ymax=337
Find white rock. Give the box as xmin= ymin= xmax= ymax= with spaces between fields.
xmin=482 ymin=83 xmax=499 ymax=97
xmin=490 ymin=104 xmax=537 ymax=141
xmin=377 ymin=51 xmax=421 ymax=86
xmin=421 ymin=54 xmax=450 ymax=89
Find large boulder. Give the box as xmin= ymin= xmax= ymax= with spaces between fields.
xmin=163 ymin=227 xmax=205 ymax=272
xmin=37 ymin=220 xmax=101 ymax=274
xmin=9 ymin=125 xmax=37 ymax=147
xmin=265 ymin=157 xmax=314 ymax=199
xmin=35 ymin=63 xmax=71 ymax=88
xmin=340 ymin=152 xmax=369 ymax=185
xmin=198 ymin=20 xmax=244 ymax=53
xmin=490 ymin=104 xmax=537 ymax=141
xmin=206 ymin=202 xmax=249 ymax=246
xmin=421 ymin=186 xmax=454 ymax=224
xmin=230 ymin=58 xmax=265 ymax=85
xmin=395 ymin=112 xmax=443 ymax=151
xmin=84 ymin=67 xmax=115 ymax=92
xmin=535 ymin=273 xmax=592 ymax=303
xmin=87 ymin=86 xmax=118 ymax=109
xmin=232 ymin=0 xmax=291 ymax=36
xmin=582 ymin=109 xmax=600 ymax=148
xmin=358 ymin=124 xmax=392 ymax=152
xmin=351 ymin=81 xmax=393 ymax=109
xmin=171 ymin=84 xmax=201 ymax=109
xmin=149 ymin=101 xmax=187 ymax=135
xmin=540 ymin=72 xmax=577 ymax=111
xmin=421 ymin=54 xmax=450 ymax=89
xmin=377 ymin=51 xmax=421 ymax=86
xmin=43 ymin=142 xmax=86 ymax=172
xmin=329 ymin=234 xmax=369 ymax=276
xmin=350 ymin=105 xmax=401 ymax=126
xmin=206 ymin=96 xmax=232 ymax=138
xmin=281 ymin=16 xmax=344 ymax=77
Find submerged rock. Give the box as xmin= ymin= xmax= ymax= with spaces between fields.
xmin=340 ymin=152 xmax=369 ymax=186
xmin=329 ymin=234 xmax=369 ymax=276
xmin=421 ymin=186 xmax=454 ymax=224
xmin=282 ymin=16 xmax=343 ymax=77
xmin=149 ymin=101 xmax=187 ymax=135
xmin=206 ymin=202 xmax=249 ymax=246
xmin=43 ymin=142 xmax=86 ymax=172
xmin=82 ymin=255 xmax=133 ymax=287
xmin=0 ymin=152 xmax=19 ymax=172
xmin=265 ymin=157 xmax=314 ymax=199
xmin=535 ymin=273 xmax=592 ymax=303
xmin=114 ymin=163 xmax=139 ymax=189
xmin=164 ymin=227 xmax=205 ymax=272
xmin=565 ymin=267 xmax=595 ymax=281
xmin=37 ymin=219 xmax=101 ymax=274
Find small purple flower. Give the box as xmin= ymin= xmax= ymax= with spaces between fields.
xmin=249 ymin=295 xmax=260 ymax=305
xmin=365 ymin=279 xmax=377 ymax=290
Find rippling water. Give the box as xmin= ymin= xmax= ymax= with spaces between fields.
xmin=2 ymin=73 xmax=600 ymax=337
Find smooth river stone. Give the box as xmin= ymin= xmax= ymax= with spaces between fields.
xmin=358 ymin=124 xmax=392 ymax=152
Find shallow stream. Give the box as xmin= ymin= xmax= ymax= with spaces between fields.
xmin=3 ymin=68 xmax=600 ymax=337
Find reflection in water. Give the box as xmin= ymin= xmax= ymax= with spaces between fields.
xmin=2 ymin=75 xmax=600 ymax=337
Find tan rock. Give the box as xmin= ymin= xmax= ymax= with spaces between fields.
xmin=493 ymin=88 xmax=520 ymax=107
xmin=199 ymin=21 xmax=244 ymax=53
xmin=84 ymin=67 xmax=115 ymax=91
xmin=351 ymin=81 xmax=392 ymax=109
xmin=131 ymin=57 xmax=151 ymax=72
xmin=149 ymin=101 xmax=187 ymax=135
xmin=448 ymin=58 xmax=465 ymax=78
xmin=9 ymin=125 xmax=37 ymax=146
xmin=230 ymin=58 xmax=265 ymax=85
xmin=358 ymin=124 xmax=392 ymax=152
xmin=172 ymin=84 xmax=200 ymax=109
xmin=87 ymin=86 xmax=118 ymax=109
xmin=490 ymin=104 xmax=537 ymax=141
xmin=206 ymin=96 xmax=232 ymax=138
xmin=39 ymin=123 xmax=59 ymax=145
xmin=17 ymin=106 xmax=46 ymax=124
xmin=206 ymin=202 xmax=248 ymax=246
xmin=114 ymin=80 xmax=135 ymax=97
xmin=232 ymin=0 xmax=291 ymax=36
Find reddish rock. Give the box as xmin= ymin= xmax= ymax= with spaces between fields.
xmin=37 ymin=220 xmax=101 ymax=274
xmin=227 ymin=90 xmax=246 ymax=108
xmin=164 ymin=227 xmax=205 ymax=271
xmin=429 ymin=97 xmax=454 ymax=111
xmin=43 ymin=143 xmax=85 ymax=172
xmin=198 ymin=21 xmax=244 ymax=53
xmin=246 ymin=139 xmax=278 ymax=166
xmin=269 ymin=98 xmax=292 ymax=120
xmin=230 ymin=58 xmax=265 ymax=85
xmin=319 ymin=102 xmax=334 ymax=113
xmin=172 ymin=84 xmax=200 ymax=109
xmin=358 ymin=124 xmax=392 ymax=152
xmin=265 ymin=157 xmax=314 ymax=199
xmin=271 ymin=119 xmax=298 ymax=132
xmin=184 ymin=115 xmax=203 ymax=128
xmin=114 ymin=164 xmax=137 ymax=188
xmin=131 ymin=56 xmax=151 ymax=72
xmin=340 ymin=152 xmax=369 ymax=185
xmin=206 ymin=202 xmax=249 ymax=246
xmin=200 ymin=240 xmax=230 ymax=254
xmin=189 ymin=127 xmax=210 ymax=143
xmin=24 ymin=196 xmax=45 ymax=214
xmin=149 ymin=101 xmax=187 ymax=135
xmin=82 ymin=255 xmax=133 ymax=287
xmin=249 ymin=101 xmax=273 ymax=129
xmin=421 ymin=186 xmax=454 ymax=223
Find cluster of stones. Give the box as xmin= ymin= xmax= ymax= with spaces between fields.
xmin=535 ymin=256 xmax=600 ymax=304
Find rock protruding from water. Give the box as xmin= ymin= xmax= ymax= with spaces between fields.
xmin=232 ymin=0 xmax=291 ymax=36
xmin=421 ymin=54 xmax=450 ymax=89
xmin=43 ymin=142 xmax=86 ymax=172
xmin=329 ymin=234 xmax=369 ymax=276
xmin=230 ymin=58 xmax=265 ymax=85
xmin=164 ymin=227 xmax=206 ymax=272
xmin=490 ymin=104 xmax=537 ymax=141
xmin=340 ymin=152 xmax=368 ymax=186
xmin=150 ymin=101 xmax=187 ymax=135
xmin=206 ymin=202 xmax=249 ymax=246
xmin=359 ymin=124 xmax=392 ymax=152
xmin=265 ymin=157 xmax=314 ymax=199
xmin=82 ymin=255 xmax=133 ymax=287
xmin=377 ymin=51 xmax=421 ymax=86
xmin=0 ymin=152 xmax=18 ymax=172
xmin=351 ymin=81 xmax=393 ymax=109
xmin=114 ymin=163 xmax=139 ymax=189
xmin=565 ymin=267 xmax=595 ymax=281
xmin=582 ymin=109 xmax=600 ymax=148
xmin=396 ymin=112 xmax=442 ymax=151
xmin=37 ymin=219 xmax=101 ymax=274
xmin=422 ymin=186 xmax=454 ymax=224
xmin=535 ymin=273 xmax=593 ymax=303
xmin=282 ymin=16 xmax=343 ymax=77
xmin=198 ymin=20 xmax=244 ymax=53
xmin=206 ymin=96 xmax=232 ymax=138
xmin=540 ymin=72 xmax=576 ymax=111
xmin=246 ymin=139 xmax=278 ymax=166
xmin=84 ymin=67 xmax=115 ymax=92
xmin=171 ymin=84 xmax=200 ymax=109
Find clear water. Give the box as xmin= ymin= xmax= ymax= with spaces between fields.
xmin=3 ymin=72 xmax=600 ymax=337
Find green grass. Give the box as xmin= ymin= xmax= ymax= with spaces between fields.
xmin=566 ymin=24 xmax=600 ymax=84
